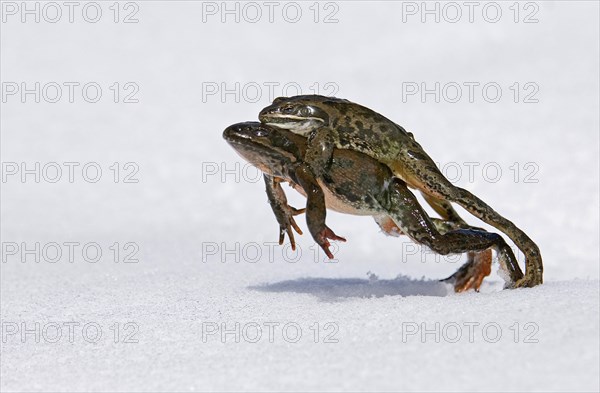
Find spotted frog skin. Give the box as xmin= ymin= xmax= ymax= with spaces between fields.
xmin=259 ymin=95 xmax=542 ymax=288
xmin=223 ymin=122 xmax=524 ymax=290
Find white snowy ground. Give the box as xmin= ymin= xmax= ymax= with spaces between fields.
xmin=1 ymin=1 xmax=599 ymax=392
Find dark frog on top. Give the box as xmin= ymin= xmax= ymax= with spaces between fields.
xmin=223 ymin=121 xmax=525 ymax=291
xmin=258 ymin=95 xmax=543 ymax=288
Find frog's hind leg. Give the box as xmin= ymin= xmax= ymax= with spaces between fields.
xmin=397 ymin=160 xmax=542 ymax=288
xmin=376 ymin=215 xmax=494 ymax=292
xmin=429 ymin=184 xmax=540 ymax=288
xmin=380 ymin=180 xmax=524 ymax=287
xmin=429 ymin=218 xmax=494 ymax=292
xmin=421 ymin=193 xmax=466 ymax=225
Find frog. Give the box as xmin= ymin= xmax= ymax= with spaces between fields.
xmin=223 ymin=121 xmax=523 ymax=291
xmin=258 ymin=95 xmax=542 ymax=288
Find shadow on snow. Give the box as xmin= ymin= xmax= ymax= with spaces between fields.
xmin=248 ymin=275 xmax=454 ymax=301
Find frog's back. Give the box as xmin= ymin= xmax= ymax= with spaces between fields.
xmin=317 ymin=98 xmax=438 ymax=187
xmin=325 ymin=100 xmax=418 ymax=157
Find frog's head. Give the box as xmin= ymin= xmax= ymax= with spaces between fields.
xmin=223 ymin=122 xmax=305 ymax=177
xmin=258 ymin=95 xmax=334 ymax=135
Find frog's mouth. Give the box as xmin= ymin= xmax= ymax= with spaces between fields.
xmin=223 ymin=129 xmax=298 ymax=174
xmin=262 ymin=116 xmax=325 ymax=135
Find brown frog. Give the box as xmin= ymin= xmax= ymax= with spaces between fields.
xmin=258 ymin=95 xmax=542 ymax=288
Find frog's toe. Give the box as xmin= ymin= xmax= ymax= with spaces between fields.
xmin=291 ymin=207 xmax=306 ymax=216
xmin=454 ymin=274 xmax=485 ymax=293
xmin=442 ymin=250 xmax=492 ymax=293
xmin=279 ymin=226 xmax=296 ymax=249
xmin=508 ymin=276 xmax=543 ymax=289
xmin=316 ymin=226 xmax=346 ymax=259
xmin=278 ymin=214 xmax=303 ymax=250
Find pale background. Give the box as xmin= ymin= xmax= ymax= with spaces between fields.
xmin=1 ymin=1 xmax=599 ymax=391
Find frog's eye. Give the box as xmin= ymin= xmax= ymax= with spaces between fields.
xmin=299 ymin=107 xmax=311 ymax=116
xmin=253 ymin=128 xmax=269 ymax=137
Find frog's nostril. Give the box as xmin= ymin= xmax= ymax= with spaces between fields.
xmin=258 ymin=108 xmax=269 ymax=118
xmin=224 ymin=124 xmax=244 ymax=138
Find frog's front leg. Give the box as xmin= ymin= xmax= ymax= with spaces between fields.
xmin=263 ymin=174 xmax=305 ymax=250
xmin=293 ymin=164 xmax=346 ymax=259
xmin=304 ymin=127 xmax=336 ymax=178
xmin=380 ymin=180 xmax=524 ymax=288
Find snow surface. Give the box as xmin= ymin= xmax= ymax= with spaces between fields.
xmin=1 ymin=1 xmax=599 ymax=392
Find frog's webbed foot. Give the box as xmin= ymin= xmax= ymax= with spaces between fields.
xmin=316 ymin=226 xmax=346 ymax=259
xmin=277 ymin=205 xmax=305 ymax=249
xmin=505 ymin=276 xmax=542 ymax=289
xmin=441 ymin=250 xmax=493 ymax=292
xmin=430 ymin=218 xmax=493 ymax=292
